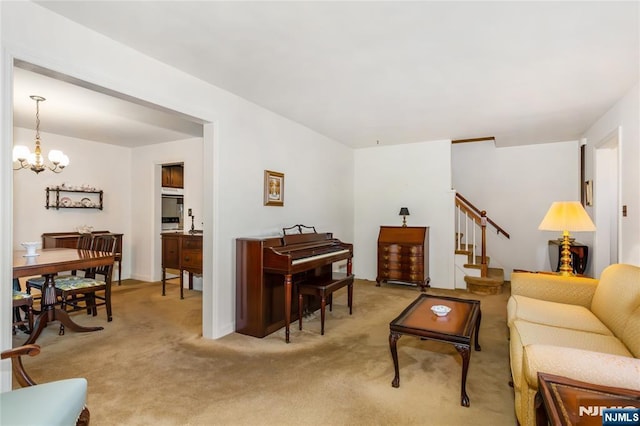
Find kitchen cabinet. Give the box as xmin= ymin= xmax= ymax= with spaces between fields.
xmin=162 ymin=165 xmax=184 ymax=188
xmin=376 ymin=226 xmax=430 ymax=291
xmin=161 ymin=233 xmax=202 ymax=299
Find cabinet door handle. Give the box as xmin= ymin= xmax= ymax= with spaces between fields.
xmin=184 ymin=256 xmax=190 ymax=262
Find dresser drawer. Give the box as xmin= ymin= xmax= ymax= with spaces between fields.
xmin=380 ymin=244 xmax=400 ymax=254
xmin=181 ymin=249 xmax=202 ymax=270
xmin=379 ymin=252 xmax=403 ymax=263
xmin=183 ymin=237 xmax=202 ymax=250
xmin=379 ymin=262 xmax=404 ymax=272
xmin=379 ymin=269 xmax=404 ymax=280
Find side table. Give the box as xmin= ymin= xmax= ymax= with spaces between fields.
xmin=536 ymin=372 xmax=640 ymax=426
xmin=389 ymin=294 xmax=481 ymax=407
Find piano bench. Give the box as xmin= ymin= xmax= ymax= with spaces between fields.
xmin=297 ymin=273 xmax=354 ymax=335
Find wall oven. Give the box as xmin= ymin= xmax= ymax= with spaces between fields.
xmin=161 ymin=194 xmax=184 ymax=231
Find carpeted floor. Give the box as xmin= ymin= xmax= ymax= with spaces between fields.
xmin=12 ymin=278 xmax=516 ymax=425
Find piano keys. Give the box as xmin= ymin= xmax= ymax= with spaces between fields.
xmin=236 ymin=231 xmax=353 ymax=342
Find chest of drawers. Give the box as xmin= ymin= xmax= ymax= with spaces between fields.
xmin=376 ymin=226 xmax=430 ymax=291
xmin=161 ymin=233 xmax=202 ymax=299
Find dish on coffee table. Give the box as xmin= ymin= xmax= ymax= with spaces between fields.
xmin=431 ymin=305 xmax=451 ymax=317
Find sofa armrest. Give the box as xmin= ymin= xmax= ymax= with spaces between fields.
xmin=523 ymin=344 xmax=640 ymax=391
xmin=511 ymin=272 xmax=598 ymax=308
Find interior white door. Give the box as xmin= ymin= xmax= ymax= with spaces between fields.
xmin=593 ymin=128 xmax=621 ymax=278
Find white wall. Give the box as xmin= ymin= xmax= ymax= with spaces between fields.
xmin=130 ymin=137 xmax=204 ymax=283
xmin=1 ymin=1 xmax=354 ymax=390
xmin=12 ymin=128 xmax=133 ymax=278
xmin=582 ymin=83 xmax=640 ymax=271
xmin=452 ymin=140 xmax=582 ymax=278
xmin=354 ymin=140 xmax=455 ymax=289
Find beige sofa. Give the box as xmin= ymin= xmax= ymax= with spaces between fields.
xmin=507 ymin=264 xmax=640 ymax=426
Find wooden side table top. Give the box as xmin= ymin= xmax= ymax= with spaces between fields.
xmin=537 ymin=372 xmax=640 ymax=426
xmin=389 ymin=294 xmax=480 ymax=343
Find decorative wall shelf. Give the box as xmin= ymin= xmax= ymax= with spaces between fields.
xmin=45 ymin=187 xmax=103 ymax=210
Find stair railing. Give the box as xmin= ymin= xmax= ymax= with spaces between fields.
xmin=455 ymin=193 xmax=510 ymax=277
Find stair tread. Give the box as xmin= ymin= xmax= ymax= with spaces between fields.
xmin=464 ymin=267 xmax=504 ymax=285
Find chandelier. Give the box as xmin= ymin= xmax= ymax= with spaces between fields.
xmin=13 ymin=95 xmax=69 ymax=174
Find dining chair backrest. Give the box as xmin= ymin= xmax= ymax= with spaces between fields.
xmin=76 ymin=234 xmax=94 ymax=250
xmin=86 ymin=235 xmax=117 ymax=279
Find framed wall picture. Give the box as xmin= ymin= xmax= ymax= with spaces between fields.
xmin=264 ymin=170 xmax=284 ymax=206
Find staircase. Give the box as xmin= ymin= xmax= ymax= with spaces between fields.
xmin=455 ymin=194 xmax=509 ymax=295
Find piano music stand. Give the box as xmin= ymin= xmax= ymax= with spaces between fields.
xmin=283 ymin=224 xmax=317 ymax=235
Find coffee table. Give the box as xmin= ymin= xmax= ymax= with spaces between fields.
xmin=389 ymin=294 xmax=481 ymax=407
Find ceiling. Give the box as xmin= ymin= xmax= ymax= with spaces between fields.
xmin=13 ymin=64 xmax=203 ymax=147
xmin=14 ymin=1 xmax=639 ymax=148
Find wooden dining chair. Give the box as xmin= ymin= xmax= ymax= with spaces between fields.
xmin=26 ymin=233 xmax=95 ymax=297
xmin=55 ymin=235 xmax=118 ymax=333
xmin=12 ymin=278 xmax=33 ymax=335
xmin=26 ymin=235 xmax=117 ymax=334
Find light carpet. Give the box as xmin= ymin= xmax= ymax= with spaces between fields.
xmin=12 ymin=278 xmax=516 ymax=425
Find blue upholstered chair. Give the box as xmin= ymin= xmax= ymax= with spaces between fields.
xmin=0 ymin=344 xmax=90 ymax=425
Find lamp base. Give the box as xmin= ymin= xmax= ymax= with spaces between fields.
xmin=558 ymin=232 xmax=574 ymax=276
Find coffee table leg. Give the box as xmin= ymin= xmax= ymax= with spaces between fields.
xmin=389 ymin=332 xmax=401 ymax=388
xmin=454 ymin=344 xmax=471 ymax=407
xmin=474 ymin=309 xmax=482 ymax=351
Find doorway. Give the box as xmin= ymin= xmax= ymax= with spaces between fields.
xmin=593 ymin=127 xmax=621 ymax=278
xmin=8 ymin=61 xmax=210 ymax=331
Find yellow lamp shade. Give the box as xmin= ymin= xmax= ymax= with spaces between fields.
xmin=538 ymin=201 xmax=595 ymax=232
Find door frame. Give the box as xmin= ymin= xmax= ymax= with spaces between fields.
xmin=593 ymin=127 xmax=622 ymax=278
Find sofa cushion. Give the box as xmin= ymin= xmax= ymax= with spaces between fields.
xmin=591 ymin=264 xmax=640 ymax=341
xmin=0 ymin=378 xmax=87 ymax=426
xmin=509 ymin=319 xmax=633 ymax=391
xmin=523 ymin=344 xmax=640 ymax=391
xmin=512 ymin=320 xmax=632 ymax=357
xmin=508 ymin=295 xmax=613 ymax=335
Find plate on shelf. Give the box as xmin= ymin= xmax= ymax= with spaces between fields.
xmin=81 ymin=197 xmax=93 ymax=207
xmin=60 ymin=197 xmax=72 ymax=207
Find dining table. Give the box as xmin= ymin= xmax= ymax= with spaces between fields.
xmin=13 ymin=247 xmax=115 ymax=344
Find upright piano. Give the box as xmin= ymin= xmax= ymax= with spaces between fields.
xmin=236 ymin=230 xmax=353 ymax=342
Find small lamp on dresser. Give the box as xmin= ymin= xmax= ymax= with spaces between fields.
xmin=399 ymin=207 xmax=410 ymax=227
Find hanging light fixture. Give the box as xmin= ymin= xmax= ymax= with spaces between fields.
xmin=13 ymin=95 xmax=69 ymax=174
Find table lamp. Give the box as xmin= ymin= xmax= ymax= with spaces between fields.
xmin=399 ymin=207 xmax=410 ymax=227
xmin=538 ymin=201 xmax=595 ymax=276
